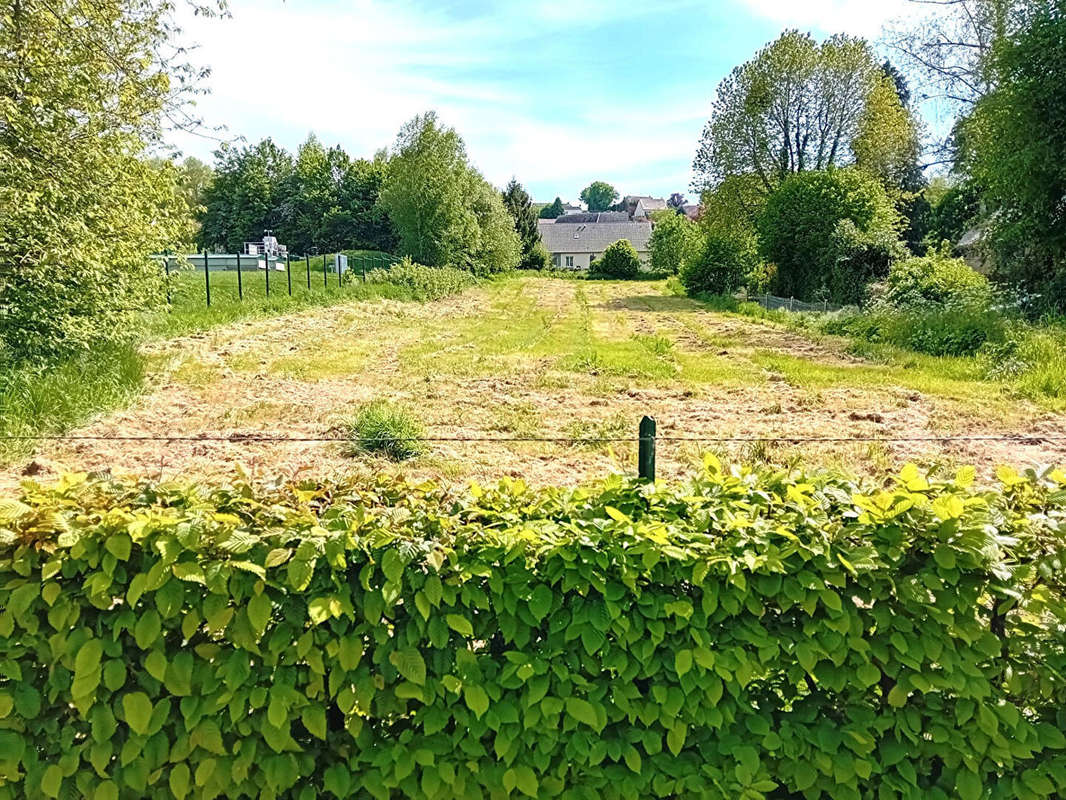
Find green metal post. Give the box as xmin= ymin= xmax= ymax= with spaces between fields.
xmin=323 ymin=253 xmax=328 ymax=288
xmin=203 ymin=250 xmax=211 ymax=307
xmin=286 ymin=253 xmax=292 ymax=295
xmin=236 ymin=252 xmax=243 ymax=300
xmin=638 ymin=416 xmax=656 ymax=481
xmin=265 ymin=252 xmax=271 ymax=297
xmin=306 ymin=254 xmax=311 ymax=290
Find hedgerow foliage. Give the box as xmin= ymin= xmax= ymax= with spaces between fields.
xmin=2 ymin=461 xmax=1066 ymax=800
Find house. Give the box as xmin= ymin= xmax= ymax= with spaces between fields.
xmin=538 ymin=219 xmax=652 ymax=270
xmin=555 ymin=211 xmax=631 ymax=224
xmin=623 ymin=195 xmax=668 ymax=219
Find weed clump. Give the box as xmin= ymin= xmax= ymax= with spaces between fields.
xmin=344 ymin=400 xmax=425 ymax=460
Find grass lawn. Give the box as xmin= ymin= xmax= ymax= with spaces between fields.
xmin=8 ymin=274 xmax=1065 ymax=488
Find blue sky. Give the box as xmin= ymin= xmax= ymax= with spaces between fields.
xmin=171 ymin=0 xmax=915 ymax=203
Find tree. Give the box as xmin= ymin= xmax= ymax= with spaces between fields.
xmin=539 ymin=197 xmax=565 ymax=219
xmin=692 ymin=31 xmax=881 ymax=194
xmin=468 ymin=175 xmax=521 ymax=275
xmin=649 ymin=214 xmax=698 ymax=274
xmin=501 ymin=179 xmax=543 ymax=269
xmin=580 ymin=182 xmax=619 ymax=212
xmin=199 ymin=139 xmax=293 ymax=252
xmin=278 ymin=134 xmax=336 ymax=254
xmin=964 ymin=0 xmax=1066 ymax=308
xmin=667 ymin=193 xmax=687 ymax=213
xmin=379 ymin=113 xmax=476 ymax=267
xmin=757 ymin=168 xmax=902 ymax=301
xmin=380 ymin=113 xmax=518 ymax=274
xmin=0 ymin=0 xmax=212 ymax=364
xmin=679 ymin=233 xmax=755 ymax=296
xmin=853 ymin=74 xmax=923 ymax=194
xmin=593 ymin=240 xmax=641 ymax=279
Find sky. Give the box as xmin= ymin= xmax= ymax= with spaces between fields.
xmin=170 ymin=0 xmax=918 ymax=203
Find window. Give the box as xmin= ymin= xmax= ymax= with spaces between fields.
xmin=565 ymin=256 xmax=575 ymax=268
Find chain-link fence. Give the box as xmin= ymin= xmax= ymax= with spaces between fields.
xmin=750 ymin=293 xmax=841 ymax=313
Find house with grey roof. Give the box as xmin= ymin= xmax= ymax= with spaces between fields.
xmin=538 ymin=219 xmax=652 ymax=270
xmin=623 ymin=195 xmax=668 ymax=219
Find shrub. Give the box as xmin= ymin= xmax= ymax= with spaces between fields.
xmin=526 ymin=241 xmax=552 ymax=271
xmin=2 ymin=463 xmax=1066 ymax=799
xmin=758 ymin=167 xmax=902 ymax=303
xmin=364 ymin=257 xmax=476 ymax=301
xmin=648 ymin=213 xmax=697 ymax=274
xmin=823 ymin=307 xmax=1006 ymax=356
xmin=679 ymin=232 xmax=753 ymax=295
xmin=880 ymin=247 xmax=994 ymax=311
xmin=591 ymin=239 xmax=641 ymax=279
xmin=828 ymin=219 xmax=908 ymax=306
xmin=344 ymin=399 xmax=425 ymax=460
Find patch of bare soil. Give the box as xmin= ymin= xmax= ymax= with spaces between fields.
xmin=7 ymin=279 xmax=1066 ymax=490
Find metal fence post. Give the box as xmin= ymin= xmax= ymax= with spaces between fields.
xmin=265 ymin=253 xmax=271 ymax=297
xmin=236 ymin=252 xmax=243 ymax=300
xmin=638 ymin=416 xmax=656 ymax=481
xmin=305 ymin=254 xmax=311 ymax=290
xmin=323 ymin=253 xmax=328 ymax=288
xmin=361 ymin=254 xmax=367 ymax=282
xmin=163 ymin=254 xmax=171 ymax=306
xmin=789 ymin=296 xmax=794 ymax=311
xmin=286 ymin=253 xmax=292 ymax=296
xmin=203 ymin=250 xmax=211 ymax=307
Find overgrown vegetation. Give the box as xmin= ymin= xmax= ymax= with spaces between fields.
xmin=591 ymin=240 xmax=642 ymax=280
xmin=2 ymin=462 xmax=1066 ymax=798
xmin=362 ymin=259 xmax=477 ymax=302
xmin=344 ymin=400 xmax=426 ymax=460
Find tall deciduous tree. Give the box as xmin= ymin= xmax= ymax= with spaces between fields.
xmin=0 ymin=0 xmax=218 ymax=364
xmin=692 ymin=31 xmax=881 ymax=194
xmin=853 ymin=74 xmax=923 ymax=193
xmin=579 ymin=182 xmax=618 ymax=212
xmin=501 ymin=179 xmax=543 ymax=269
xmin=380 ymin=113 xmax=518 ymax=274
xmin=199 ymin=139 xmax=293 ymax=252
xmin=965 ymin=0 xmax=1066 ymax=309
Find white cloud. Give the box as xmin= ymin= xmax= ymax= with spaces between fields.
xmin=167 ymin=0 xmax=714 ymax=198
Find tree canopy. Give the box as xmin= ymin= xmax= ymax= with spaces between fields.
xmin=501 ymin=179 xmax=544 ymax=269
xmin=692 ymin=31 xmax=885 ymax=194
xmin=380 ymin=113 xmax=519 ymax=274
xmin=539 ymin=197 xmax=566 ymax=219
xmin=0 ymin=0 xmax=210 ymax=364
xmin=580 ymin=182 xmax=619 ymax=212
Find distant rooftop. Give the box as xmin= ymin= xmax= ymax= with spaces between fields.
xmin=538 ymin=220 xmax=652 ymax=254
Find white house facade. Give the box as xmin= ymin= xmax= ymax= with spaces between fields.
xmin=537 ymin=220 xmax=652 ymax=270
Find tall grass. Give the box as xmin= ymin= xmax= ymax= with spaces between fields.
xmin=0 ymin=344 xmax=145 ymax=462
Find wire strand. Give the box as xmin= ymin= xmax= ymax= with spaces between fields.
xmin=2 ymin=434 xmax=1064 ymax=444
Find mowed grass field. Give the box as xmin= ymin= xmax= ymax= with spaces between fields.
xmin=9 ymin=275 xmax=1066 ymax=487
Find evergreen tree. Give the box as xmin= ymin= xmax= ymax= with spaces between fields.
xmin=502 ymin=179 xmax=542 ymax=269
xmin=539 ymin=197 xmax=566 ymax=219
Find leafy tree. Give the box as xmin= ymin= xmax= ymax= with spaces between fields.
xmin=679 ymin=233 xmax=755 ymax=296
xmin=0 ymin=0 xmax=210 ymax=364
xmin=379 ymin=113 xmax=476 ymax=268
xmin=965 ymin=0 xmax=1066 ymax=309
xmin=380 ymin=113 xmax=518 ymax=273
xmin=692 ymin=31 xmax=881 ymax=194
xmin=468 ymin=176 xmax=521 ymax=275
xmin=667 ymin=193 xmax=687 ymax=213
xmin=925 ymin=179 xmax=981 ymax=248
xmin=200 ymin=139 xmax=293 ymax=252
xmin=580 ymin=181 xmax=619 ymax=212
xmin=649 ymin=213 xmax=698 ymax=274
xmin=278 ymin=134 xmax=336 ymax=254
xmin=539 ymin=197 xmax=565 ymax=219
xmin=501 ymin=179 xmax=543 ymax=269
xmin=593 ymin=240 xmax=641 ymax=279
xmin=853 ymin=74 xmax=923 ymax=194
xmin=757 ymin=168 xmax=902 ymax=301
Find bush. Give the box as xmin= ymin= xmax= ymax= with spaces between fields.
xmin=591 ymin=239 xmax=641 ymax=279
xmin=758 ymin=168 xmax=902 ymax=303
xmin=344 ymin=399 xmax=425 ymax=460
xmin=363 ymin=257 xmax=476 ymax=301
xmin=823 ymin=307 xmax=1006 ymax=356
xmin=648 ymin=213 xmax=697 ymax=274
xmin=2 ymin=463 xmax=1066 ymax=799
xmin=828 ymin=219 xmax=908 ymax=306
xmin=679 ymin=232 xmax=753 ymax=296
xmin=525 ymin=241 xmax=552 ymax=271
xmin=880 ymin=247 xmax=994 ymax=311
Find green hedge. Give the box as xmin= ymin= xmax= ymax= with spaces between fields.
xmin=2 ymin=462 xmax=1066 ymax=799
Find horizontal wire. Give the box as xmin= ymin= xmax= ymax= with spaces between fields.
xmin=2 ymin=434 xmax=1064 ymax=445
